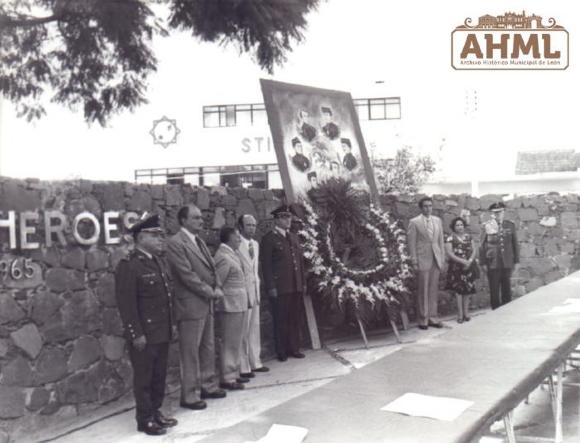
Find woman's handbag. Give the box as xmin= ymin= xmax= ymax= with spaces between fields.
xmin=469 ymin=260 xmax=481 ymax=280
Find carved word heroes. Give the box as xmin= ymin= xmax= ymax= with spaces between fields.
xmin=0 ymin=210 xmax=141 ymax=250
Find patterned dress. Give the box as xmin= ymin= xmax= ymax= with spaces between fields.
xmin=445 ymin=233 xmax=477 ymax=296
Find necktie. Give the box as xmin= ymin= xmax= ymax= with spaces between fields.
xmin=195 ymin=236 xmax=211 ymax=262
xmin=426 ymin=217 xmax=434 ymax=237
xmin=248 ymin=241 xmax=255 ymax=260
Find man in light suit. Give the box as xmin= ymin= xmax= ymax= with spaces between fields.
xmin=237 ymin=215 xmax=269 ymax=378
xmin=407 ymin=197 xmax=446 ymax=330
xmin=167 ymin=204 xmax=226 ymax=411
xmin=214 ymin=227 xmax=250 ymax=390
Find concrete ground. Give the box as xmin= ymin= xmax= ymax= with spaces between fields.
xmin=31 ymin=310 xmax=580 ymax=443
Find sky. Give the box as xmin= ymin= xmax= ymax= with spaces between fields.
xmin=0 ymin=0 xmax=579 ymax=183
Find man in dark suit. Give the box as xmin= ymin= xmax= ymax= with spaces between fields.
xmin=167 ymin=204 xmax=226 ymax=411
xmin=321 ymin=106 xmax=340 ymax=140
xmin=341 ymin=138 xmax=357 ymax=171
xmin=290 ymin=137 xmax=311 ymax=173
xmin=260 ymin=205 xmax=307 ymax=362
xmin=115 ymin=213 xmax=178 ymax=436
xmin=297 ymin=109 xmax=317 ymax=142
xmin=480 ymin=202 xmax=520 ymax=309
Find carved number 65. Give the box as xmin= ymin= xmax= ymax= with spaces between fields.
xmin=0 ymin=259 xmax=35 ymax=280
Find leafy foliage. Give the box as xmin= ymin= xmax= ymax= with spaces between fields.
xmin=373 ymin=146 xmax=436 ymax=194
xmin=0 ymin=0 xmax=319 ymax=124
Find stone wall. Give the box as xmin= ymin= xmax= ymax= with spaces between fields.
xmin=0 ymin=176 xmax=579 ymax=441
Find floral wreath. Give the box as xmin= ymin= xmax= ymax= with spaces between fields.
xmin=298 ymin=199 xmax=413 ymax=316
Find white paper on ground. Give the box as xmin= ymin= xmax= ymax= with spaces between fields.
xmin=243 ymin=424 xmax=308 ymax=443
xmin=381 ymin=393 xmax=474 ymax=421
xmin=544 ymin=298 xmax=580 ymax=315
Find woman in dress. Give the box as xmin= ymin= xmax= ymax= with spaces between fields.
xmin=445 ymin=217 xmax=478 ymax=323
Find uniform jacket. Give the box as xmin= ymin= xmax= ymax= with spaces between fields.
xmin=214 ymin=244 xmax=250 ymax=313
xmin=322 ymin=122 xmax=340 ymax=140
xmin=480 ymin=219 xmax=519 ymax=269
xmin=299 ymin=122 xmax=317 ymax=142
xmin=343 ymin=153 xmax=357 ymax=171
xmin=292 ymin=153 xmax=311 ymax=172
xmin=167 ymin=229 xmax=219 ymax=321
xmin=407 ymin=215 xmax=446 ymax=271
xmin=114 ymin=249 xmax=172 ymax=344
xmin=260 ymin=229 xmax=306 ymax=296
xmin=238 ymin=237 xmax=260 ymax=307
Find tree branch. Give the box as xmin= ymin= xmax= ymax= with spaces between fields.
xmin=0 ymin=14 xmax=62 ymax=28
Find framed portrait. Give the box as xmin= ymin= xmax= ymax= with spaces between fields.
xmin=260 ymin=79 xmax=379 ymax=203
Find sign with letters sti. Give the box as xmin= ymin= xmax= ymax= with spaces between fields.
xmin=452 ymin=11 xmax=569 ymax=70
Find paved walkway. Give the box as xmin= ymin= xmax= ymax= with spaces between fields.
xmin=29 ymin=311 xmax=580 ymax=443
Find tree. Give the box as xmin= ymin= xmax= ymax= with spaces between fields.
xmin=0 ymin=0 xmax=319 ymax=125
xmin=373 ymin=146 xmax=436 ymax=194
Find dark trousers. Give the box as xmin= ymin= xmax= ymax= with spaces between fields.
xmin=271 ymin=293 xmax=303 ymax=358
xmin=487 ymin=267 xmax=513 ymax=310
xmin=129 ymin=342 xmax=169 ymax=424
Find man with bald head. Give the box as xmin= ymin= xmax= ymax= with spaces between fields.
xmin=237 ymin=214 xmax=269 ymax=377
xmin=167 ymin=204 xmax=226 ymax=411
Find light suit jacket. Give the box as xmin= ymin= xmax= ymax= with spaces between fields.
xmin=407 ymin=215 xmax=446 ymax=271
xmin=214 ymin=244 xmax=250 ymax=313
xmin=238 ymin=237 xmax=260 ymax=307
xmin=167 ymin=229 xmax=219 ymax=321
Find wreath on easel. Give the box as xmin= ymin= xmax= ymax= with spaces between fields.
xmin=296 ymin=179 xmax=413 ymax=329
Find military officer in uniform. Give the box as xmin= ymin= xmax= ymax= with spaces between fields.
xmin=290 ymin=137 xmax=311 ymax=173
xmin=297 ymin=109 xmax=317 ymax=142
xmin=480 ymin=202 xmax=520 ymax=310
xmin=260 ymin=205 xmax=307 ymax=362
xmin=114 ymin=213 xmax=177 ymax=436
xmin=341 ymin=138 xmax=358 ymax=171
xmin=321 ymin=106 xmax=340 ymax=140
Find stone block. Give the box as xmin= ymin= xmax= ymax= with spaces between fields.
xmin=10 ymin=323 xmax=42 ymax=359
xmin=263 ymin=190 xmax=275 ymax=200
xmin=96 ymin=273 xmax=116 ymax=307
xmin=560 ymin=242 xmax=575 ymax=254
xmin=553 ymin=254 xmax=572 ymax=270
xmin=99 ymin=183 xmax=125 ymax=211
xmin=45 ymin=268 xmax=85 ymax=293
xmin=540 ymin=216 xmax=557 ymax=227
xmin=542 ymin=238 xmax=560 ymax=256
xmin=197 ymin=187 xmax=210 ymax=210
xmin=522 ymin=257 xmax=555 ymax=276
xmin=42 ymin=291 xmax=100 ymax=343
xmin=519 ymin=242 xmax=537 ymax=258
xmin=30 ymin=248 xmax=61 ymax=267
xmin=525 ymin=277 xmax=544 ymax=293
xmin=561 ymin=212 xmax=579 ymax=229
xmin=151 ymin=184 xmax=164 ymax=200
xmin=114 ymin=358 xmax=133 ymax=387
xmin=506 ymin=197 xmax=523 ymax=209
xmin=68 ymin=336 xmax=101 ymax=371
xmin=102 ymin=309 xmax=123 ymax=336
xmin=1 ymin=355 xmax=34 ymax=386
xmin=56 ymin=370 xmax=99 ymax=405
xmin=236 ymin=199 xmax=257 ymax=219
xmin=127 ymin=190 xmax=152 ymax=212
xmin=0 ymin=386 xmax=26 ymax=418
xmin=444 ymin=199 xmax=458 ymax=207
xmin=0 ymin=294 xmax=25 ymax=325
xmin=248 ymin=188 xmax=265 ymax=201
xmin=0 ymin=181 xmax=41 ymax=212
xmin=35 ymin=347 xmax=68 ymax=385
xmin=61 ymin=248 xmax=86 ymax=270
xmin=465 ymin=197 xmax=480 ymax=211
xmin=110 ymin=246 xmax=130 ymax=269
xmin=86 ymin=249 xmax=109 ymax=272
xmin=220 ymin=194 xmax=238 ymax=209
xmin=0 ymin=429 xmax=9 ymax=443
xmin=31 ymin=291 xmax=63 ymax=325
xmin=165 ymin=185 xmax=183 ymax=207
xmin=0 ymin=339 xmax=8 ymax=357
xmin=211 ymin=186 xmax=228 ymax=196
xmin=101 ymin=335 xmax=125 ymax=361
xmin=27 ymin=387 xmax=51 ymax=411
xmin=544 ymin=270 xmax=565 ymax=284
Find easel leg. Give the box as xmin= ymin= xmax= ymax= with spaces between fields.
xmin=303 ymin=294 xmax=321 ymax=350
xmin=389 ymin=318 xmax=402 ymax=344
xmin=553 ymin=364 xmax=564 ymax=443
xmin=356 ymin=315 xmax=369 ymax=349
xmin=400 ymin=311 xmax=409 ymax=330
xmin=503 ymin=410 xmax=517 ymax=443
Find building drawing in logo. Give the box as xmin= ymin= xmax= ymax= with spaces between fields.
xmin=459 ymin=11 xmax=564 ymax=30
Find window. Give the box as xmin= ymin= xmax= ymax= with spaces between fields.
xmin=203 ymin=98 xmax=400 ymax=127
